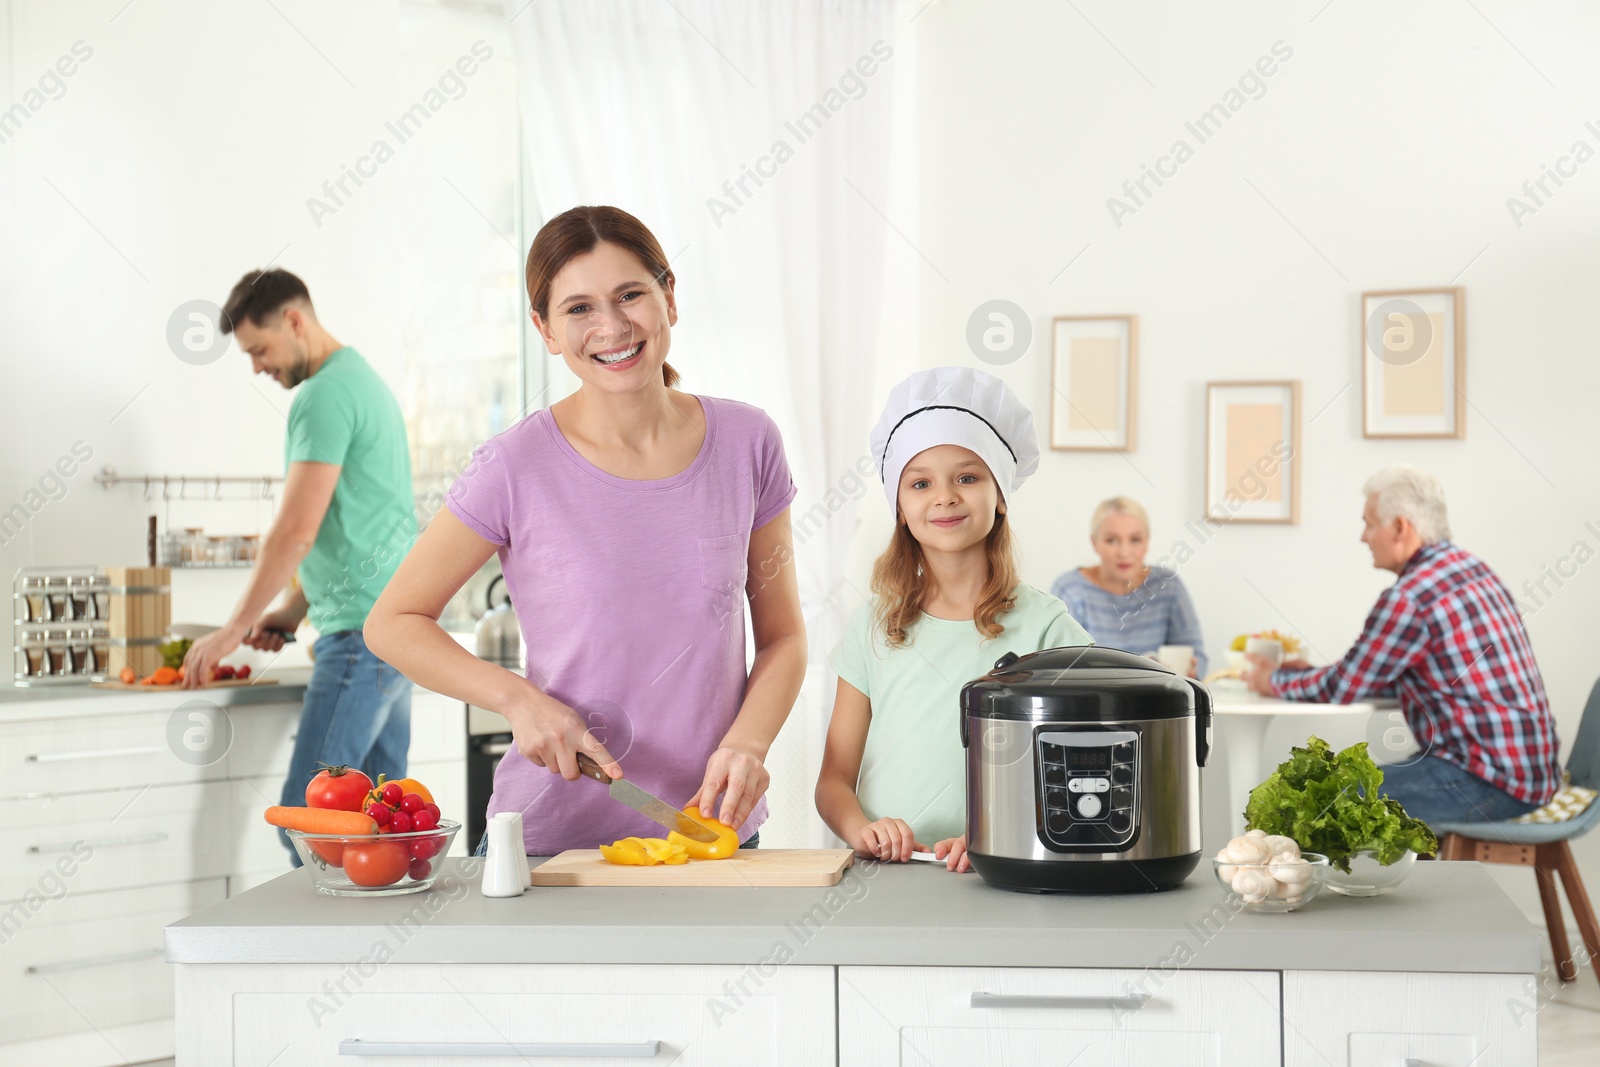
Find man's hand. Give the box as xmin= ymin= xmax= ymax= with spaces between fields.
xmin=1242 ymin=652 xmax=1277 ymax=696
xmin=244 ymin=606 xmax=304 ymax=652
xmin=181 ymin=624 xmax=248 ymax=689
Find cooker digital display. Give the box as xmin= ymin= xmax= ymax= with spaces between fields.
xmin=1066 ymin=750 xmax=1110 ymax=770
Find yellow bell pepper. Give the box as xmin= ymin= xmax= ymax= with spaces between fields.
xmin=598 ymin=839 xmax=652 ymax=865
xmin=667 ymin=806 xmax=741 ymax=860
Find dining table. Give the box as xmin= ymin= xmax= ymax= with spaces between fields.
xmin=1209 ymin=681 xmax=1401 ymax=836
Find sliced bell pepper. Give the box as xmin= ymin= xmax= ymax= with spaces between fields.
xmin=598 ymin=839 xmax=653 ymax=865
xmin=667 ymin=806 xmax=741 ymax=860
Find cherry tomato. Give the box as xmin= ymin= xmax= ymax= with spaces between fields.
xmin=343 ymin=840 xmax=411 ymax=887
xmin=306 ymin=766 xmax=374 ymax=812
xmin=423 ymin=802 xmax=441 ymax=821
xmin=399 ymin=794 xmax=424 ymax=814
xmin=410 ymin=834 xmax=445 ymax=860
xmin=366 ymin=803 xmax=392 ymax=827
xmin=389 ymin=811 xmax=413 ymax=834
xmin=411 ymin=809 xmax=438 ymax=833
xmin=408 ymin=858 xmax=432 ymax=881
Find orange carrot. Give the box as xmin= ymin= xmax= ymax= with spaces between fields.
xmin=263 ymin=806 xmax=379 ymax=835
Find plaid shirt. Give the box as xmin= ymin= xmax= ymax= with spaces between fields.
xmin=1271 ymin=540 xmax=1561 ymax=805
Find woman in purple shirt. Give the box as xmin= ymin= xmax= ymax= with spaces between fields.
xmin=366 ymin=206 xmax=806 ymax=855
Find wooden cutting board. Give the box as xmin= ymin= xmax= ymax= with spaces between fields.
xmin=531 ymin=848 xmax=855 ymax=887
xmin=91 ymin=677 xmax=279 ymax=690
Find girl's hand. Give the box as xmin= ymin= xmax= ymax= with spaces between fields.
xmin=693 ymin=745 xmax=769 ymax=829
xmin=934 ymin=835 xmax=972 ymax=873
xmin=855 ymin=818 xmax=927 ymax=862
xmin=504 ymin=692 xmax=622 ymax=782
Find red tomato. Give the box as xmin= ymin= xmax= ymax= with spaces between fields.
xmin=343 ymin=841 xmax=411 ymax=887
xmin=308 ymin=840 xmax=345 ymax=867
xmin=306 ymin=766 xmax=375 ymax=812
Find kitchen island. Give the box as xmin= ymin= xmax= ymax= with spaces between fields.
xmin=166 ymin=856 xmax=1543 ymax=1065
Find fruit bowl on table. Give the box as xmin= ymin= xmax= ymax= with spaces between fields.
xmin=289 ymin=819 xmax=460 ymax=896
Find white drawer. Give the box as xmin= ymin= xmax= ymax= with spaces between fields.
xmin=1282 ymin=970 xmax=1535 ymax=1066
xmin=838 ymin=965 xmax=1281 ymax=1067
xmin=223 ymin=701 xmax=301 ymax=779
xmin=178 ymin=963 xmax=835 ymax=1065
xmin=0 ymin=709 xmax=226 ymax=799
xmin=0 ymin=781 xmax=230 ymax=900
xmin=0 ymin=878 xmax=225 ymax=1045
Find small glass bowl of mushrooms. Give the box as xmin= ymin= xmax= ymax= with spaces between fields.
xmin=1212 ymin=829 xmax=1331 ymax=913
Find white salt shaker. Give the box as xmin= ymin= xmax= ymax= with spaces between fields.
xmin=480 ymin=812 xmax=527 ymax=898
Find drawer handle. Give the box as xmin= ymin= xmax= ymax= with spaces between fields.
xmin=338 ymin=1039 xmax=661 ymax=1057
xmin=27 ymin=947 xmax=165 ymax=975
xmin=28 ymin=744 xmax=168 ymax=763
xmin=970 ymin=992 xmax=1152 ymax=1012
xmin=30 ymin=831 xmax=169 ymax=854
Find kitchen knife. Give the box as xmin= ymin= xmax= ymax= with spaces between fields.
xmin=575 ymin=753 xmax=720 ymax=842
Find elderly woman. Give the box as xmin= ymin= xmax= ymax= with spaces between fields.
xmin=1050 ymin=497 xmax=1207 ymax=676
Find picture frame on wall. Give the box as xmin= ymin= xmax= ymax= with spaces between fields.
xmin=1361 ymin=287 xmax=1465 ymax=439
xmin=1050 ymin=314 xmax=1138 ymax=451
xmin=1205 ymin=380 xmax=1301 ymax=524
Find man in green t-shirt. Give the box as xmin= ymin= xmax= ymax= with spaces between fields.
xmin=182 ymin=269 xmax=417 ymax=865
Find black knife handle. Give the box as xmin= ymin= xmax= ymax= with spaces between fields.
xmin=575 ymin=752 xmax=612 ymax=784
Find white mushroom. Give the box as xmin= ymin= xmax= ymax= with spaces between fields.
xmin=1245 ymin=829 xmax=1267 ymax=839
xmin=1215 ymin=850 xmax=1238 ymax=883
xmin=1263 ymin=835 xmax=1300 ymax=861
xmin=1222 ymin=836 xmax=1272 ymax=865
xmin=1271 ymin=856 xmax=1313 ymax=886
xmin=1231 ymin=866 xmax=1275 ymax=900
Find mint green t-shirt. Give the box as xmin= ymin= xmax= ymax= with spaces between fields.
xmin=828 ymin=583 xmax=1093 ymax=843
xmin=284 ymin=347 xmax=416 ymax=635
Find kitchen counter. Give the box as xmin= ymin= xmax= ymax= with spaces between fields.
xmin=0 ymin=668 xmax=310 ymax=722
xmin=167 ymin=855 xmax=1539 ymax=974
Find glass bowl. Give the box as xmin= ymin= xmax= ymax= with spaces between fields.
xmin=1212 ymin=852 xmax=1330 ymax=913
xmin=1325 ymin=849 xmax=1415 ymax=897
xmin=288 ymin=819 xmax=461 ymax=896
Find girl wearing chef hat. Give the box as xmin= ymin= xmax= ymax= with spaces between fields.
xmin=816 ymin=366 xmax=1093 ymax=872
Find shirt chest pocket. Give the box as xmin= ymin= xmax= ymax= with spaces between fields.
xmin=698 ymin=533 xmax=747 ymax=598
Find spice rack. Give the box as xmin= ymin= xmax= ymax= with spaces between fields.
xmin=94 ymin=465 xmax=278 ymax=569
xmin=12 ymin=565 xmax=113 ymax=686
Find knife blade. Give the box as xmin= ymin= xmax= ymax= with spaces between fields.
xmin=575 ymin=753 xmax=720 ymax=842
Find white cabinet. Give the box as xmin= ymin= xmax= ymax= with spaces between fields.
xmin=175 ymin=963 xmax=837 ymax=1066
xmin=1282 ymin=970 xmax=1536 ymax=1066
xmin=838 ymin=965 xmax=1282 ymax=1066
xmin=0 ymin=686 xmax=468 ymax=1066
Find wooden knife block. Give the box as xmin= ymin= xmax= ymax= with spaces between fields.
xmin=105 ymin=566 xmax=170 ymax=677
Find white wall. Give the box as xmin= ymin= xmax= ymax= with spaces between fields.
xmin=893 ymin=0 xmax=1600 ymax=923
xmin=0 ymin=0 xmax=516 ymax=658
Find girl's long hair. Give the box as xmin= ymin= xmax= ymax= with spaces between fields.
xmin=870 ymin=508 xmax=1019 ymax=648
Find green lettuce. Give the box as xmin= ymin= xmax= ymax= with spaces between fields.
xmin=1243 ymin=736 xmax=1438 ymax=873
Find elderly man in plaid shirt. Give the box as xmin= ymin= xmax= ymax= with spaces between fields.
xmin=1241 ymin=466 xmax=1561 ymax=825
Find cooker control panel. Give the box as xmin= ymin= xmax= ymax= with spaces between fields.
xmin=1037 ymin=729 xmax=1138 ymax=850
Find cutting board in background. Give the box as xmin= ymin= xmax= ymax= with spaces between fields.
xmin=92 ymin=678 xmax=279 ymax=690
xmin=531 ymin=848 xmax=855 ymax=887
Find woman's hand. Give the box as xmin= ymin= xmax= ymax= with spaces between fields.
xmin=504 ymin=690 xmax=622 ymax=781
xmin=855 ymin=818 xmax=927 ymax=863
xmin=933 ymin=835 xmax=972 ymax=873
xmin=693 ymin=745 xmax=769 ymax=829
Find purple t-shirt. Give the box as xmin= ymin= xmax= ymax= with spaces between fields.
xmin=446 ymin=395 xmax=797 ymax=854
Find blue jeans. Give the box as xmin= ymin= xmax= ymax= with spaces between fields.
xmin=1379 ymin=755 xmax=1539 ymax=827
xmin=280 ymin=630 xmax=411 ymax=866
xmin=472 ymin=830 xmax=761 ymax=857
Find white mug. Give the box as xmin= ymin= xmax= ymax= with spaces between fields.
xmin=1157 ymin=644 xmax=1195 ymax=676
xmin=1244 ymin=636 xmax=1284 ymax=670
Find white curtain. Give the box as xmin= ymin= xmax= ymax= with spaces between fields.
xmin=505 ymin=0 xmax=903 ymax=846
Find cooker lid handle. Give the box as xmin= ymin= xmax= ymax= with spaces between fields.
xmin=1186 ymin=677 xmax=1213 ymax=768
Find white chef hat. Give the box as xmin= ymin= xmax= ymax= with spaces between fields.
xmin=870 ymin=366 xmax=1040 ymax=513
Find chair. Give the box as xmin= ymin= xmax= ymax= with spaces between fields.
xmin=1433 ymin=676 xmax=1600 ymax=985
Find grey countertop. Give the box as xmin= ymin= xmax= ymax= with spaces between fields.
xmin=166 ymin=856 xmax=1540 ymax=974
xmin=0 ymin=668 xmax=311 ymax=721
